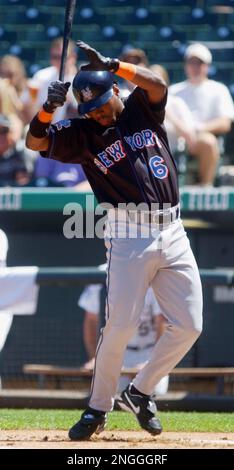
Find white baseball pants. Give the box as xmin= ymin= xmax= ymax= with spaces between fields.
xmin=89 ymin=215 xmax=203 ymax=411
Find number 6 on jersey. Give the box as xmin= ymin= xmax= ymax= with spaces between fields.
xmin=149 ymin=155 xmax=169 ymax=179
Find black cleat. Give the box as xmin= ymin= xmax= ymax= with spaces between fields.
xmin=68 ymin=408 xmax=107 ymax=441
xmin=116 ymin=384 xmax=162 ymax=435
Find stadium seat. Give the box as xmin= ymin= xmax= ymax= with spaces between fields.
xmin=171 ymin=9 xmax=222 ymax=26
xmin=0 ymin=5 xmax=27 ymax=23
xmin=149 ymin=46 xmax=183 ymax=63
xmin=147 ymin=0 xmax=197 ymax=5
xmin=1 ymin=0 xmax=26 ymax=5
xmin=96 ymin=5 xmax=142 ymax=27
xmin=28 ymin=63 xmax=41 ymax=75
xmin=79 ymin=7 xmax=96 ymax=23
xmin=46 ymin=26 xmax=62 ymax=39
xmin=72 ymin=24 xmax=103 ymax=42
xmin=135 ymin=7 xmax=149 ymax=20
xmin=207 ymin=0 xmax=234 ymax=6
xmin=211 ymin=62 xmax=234 ymax=85
xmin=25 ymin=25 xmax=46 ymax=42
xmin=148 ymin=4 xmax=192 ymax=16
xmin=229 ymin=83 xmax=234 ymax=97
xmin=9 ymin=44 xmax=22 ymax=56
xmin=39 ymin=0 xmax=64 ymax=5
xmin=165 ymin=63 xmax=185 ymax=84
xmin=216 ymin=26 xmax=232 ymax=38
xmin=226 ymin=13 xmax=234 ymax=27
xmin=212 ymin=48 xmax=234 ymax=61
xmin=0 ymin=28 xmax=18 ymax=43
xmin=87 ymin=41 xmax=122 ymax=58
xmin=102 ymin=26 xmax=116 ymax=39
xmin=33 ymin=6 xmax=62 ymax=27
xmin=0 ymin=41 xmax=11 ymax=56
xmin=174 ymin=23 xmax=214 ymax=41
xmin=119 ymin=24 xmax=156 ymax=42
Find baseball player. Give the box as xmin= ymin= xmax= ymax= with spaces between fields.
xmin=26 ymin=41 xmax=203 ymax=440
xmin=78 ymin=278 xmax=169 ymax=396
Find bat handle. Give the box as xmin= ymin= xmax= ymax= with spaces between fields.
xmin=59 ymin=38 xmax=69 ymax=82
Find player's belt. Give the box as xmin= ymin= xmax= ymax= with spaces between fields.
xmin=127 ymin=204 xmax=180 ymax=225
xmin=127 ymin=343 xmax=155 ymax=351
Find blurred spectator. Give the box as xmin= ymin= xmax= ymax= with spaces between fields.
xmin=0 ymin=55 xmax=27 ymax=97
xmin=5 ymin=113 xmax=23 ymax=144
xmin=33 ymin=156 xmax=91 ymax=190
xmin=0 ymin=55 xmax=31 ymax=125
xmin=0 ymin=114 xmax=35 ymax=186
xmin=170 ymin=43 xmax=234 ymax=185
xmin=30 ymin=38 xmax=78 ymax=121
xmin=0 ymin=77 xmax=24 ymax=136
xmin=78 ymin=277 xmax=169 ymax=396
xmin=119 ymin=55 xmax=196 ymax=176
xmin=119 ymin=47 xmax=149 ymax=96
xmin=27 ymin=38 xmax=90 ymax=189
xmin=150 ymin=64 xmax=196 ymax=156
xmin=120 ymin=48 xmax=149 ymax=67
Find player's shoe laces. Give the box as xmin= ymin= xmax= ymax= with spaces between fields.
xmin=68 ymin=407 xmax=107 ymax=440
xmin=117 ymin=384 xmax=162 ymax=435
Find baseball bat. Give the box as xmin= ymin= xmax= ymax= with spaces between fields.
xmin=59 ymin=0 xmax=77 ymax=82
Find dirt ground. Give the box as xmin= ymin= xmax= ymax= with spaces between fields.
xmin=0 ymin=430 xmax=234 ymax=449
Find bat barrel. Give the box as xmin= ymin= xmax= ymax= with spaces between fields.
xmin=59 ymin=0 xmax=76 ymax=82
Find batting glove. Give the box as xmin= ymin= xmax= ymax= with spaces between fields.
xmin=43 ymin=80 xmax=71 ymax=113
xmin=77 ymin=40 xmax=119 ymax=73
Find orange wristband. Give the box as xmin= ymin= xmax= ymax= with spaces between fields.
xmin=38 ymin=108 xmax=54 ymax=123
xmin=115 ymin=61 xmax=137 ymax=81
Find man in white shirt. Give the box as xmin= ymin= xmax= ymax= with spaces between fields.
xmin=150 ymin=64 xmax=196 ymax=156
xmin=170 ymin=43 xmax=234 ymax=185
xmin=31 ymin=37 xmax=78 ymax=122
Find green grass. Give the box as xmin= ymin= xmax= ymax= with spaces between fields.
xmin=0 ymin=410 xmax=233 ymax=432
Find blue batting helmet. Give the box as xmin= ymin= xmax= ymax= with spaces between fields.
xmin=72 ymin=70 xmax=115 ymax=115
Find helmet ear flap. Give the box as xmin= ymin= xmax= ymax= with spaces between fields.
xmin=77 ymin=107 xmax=89 ymax=118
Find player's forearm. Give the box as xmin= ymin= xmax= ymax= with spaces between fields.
xmin=115 ymin=62 xmax=167 ymax=103
xmin=26 ymin=80 xmax=70 ymax=151
xmin=26 ymin=108 xmax=52 ymax=151
xmin=26 ymin=131 xmax=49 ymax=151
xmin=75 ymin=41 xmax=167 ymax=103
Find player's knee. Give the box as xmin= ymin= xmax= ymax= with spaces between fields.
xmin=185 ymin=322 xmax=202 ymax=340
xmin=193 ymin=323 xmax=202 ymax=337
xmin=173 ymin=320 xmax=202 ymax=341
xmin=198 ymin=132 xmax=219 ymax=154
xmin=102 ymin=322 xmax=136 ymax=345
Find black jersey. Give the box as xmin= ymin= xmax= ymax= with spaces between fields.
xmin=41 ymin=87 xmax=179 ymax=208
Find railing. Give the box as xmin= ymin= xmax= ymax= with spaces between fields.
xmin=22 ymin=267 xmax=234 ymax=397
xmin=1 ymin=187 xmax=234 ymax=212
xmin=36 ymin=267 xmax=234 ymax=286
